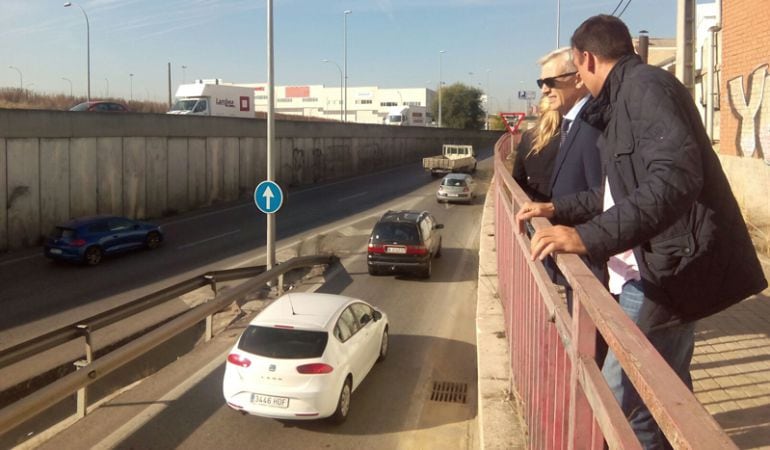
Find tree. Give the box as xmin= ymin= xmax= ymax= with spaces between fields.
xmin=430 ymin=83 xmax=485 ymax=130
xmin=488 ymin=115 xmax=507 ymax=131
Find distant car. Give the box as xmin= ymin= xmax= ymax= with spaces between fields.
xmin=44 ymin=215 xmax=163 ymax=265
xmin=69 ymin=101 xmax=130 ymax=112
xmin=366 ymin=210 xmax=443 ymax=278
xmin=436 ymin=173 xmax=477 ymax=204
xmin=222 ymin=293 xmax=388 ymax=423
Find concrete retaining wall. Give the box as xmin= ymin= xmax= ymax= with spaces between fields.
xmin=0 ymin=109 xmax=501 ymax=251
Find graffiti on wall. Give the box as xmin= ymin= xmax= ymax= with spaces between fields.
xmin=727 ymin=63 xmax=770 ymax=164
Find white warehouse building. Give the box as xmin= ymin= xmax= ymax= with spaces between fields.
xmin=239 ymin=83 xmax=436 ymax=125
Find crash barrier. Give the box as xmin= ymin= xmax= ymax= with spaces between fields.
xmin=492 ymin=141 xmax=735 ymax=449
xmin=0 ymin=108 xmax=501 ymax=252
xmin=0 ymin=254 xmax=336 ymax=438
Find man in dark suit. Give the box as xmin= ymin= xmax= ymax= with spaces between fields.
xmin=537 ymin=48 xmax=605 ymax=304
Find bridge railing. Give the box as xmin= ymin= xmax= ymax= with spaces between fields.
xmin=493 ymin=142 xmax=735 ymax=449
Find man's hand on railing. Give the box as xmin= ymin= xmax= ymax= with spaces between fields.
xmin=514 ymin=201 xmax=555 ymax=234
xmin=530 ymin=226 xmax=588 ymax=261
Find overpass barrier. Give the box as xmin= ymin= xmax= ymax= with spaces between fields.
xmin=0 ymin=109 xmax=501 ymax=251
xmin=493 ymin=140 xmax=736 ymax=449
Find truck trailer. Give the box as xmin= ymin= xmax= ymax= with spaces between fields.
xmin=422 ymin=144 xmax=477 ymax=176
xmin=168 ymin=81 xmax=255 ymax=118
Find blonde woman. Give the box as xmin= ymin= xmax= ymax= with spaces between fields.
xmin=512 ymin=97 xmax=562 ymax=202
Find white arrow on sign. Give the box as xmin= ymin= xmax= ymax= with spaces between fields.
xmin=263 ymin=186 xmax=274 ymax=211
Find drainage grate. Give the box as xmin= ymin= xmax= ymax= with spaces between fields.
xmin=430 ymin=381 xmax=468 ymax=404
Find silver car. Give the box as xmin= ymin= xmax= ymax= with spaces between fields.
xmin=436 ymin=173 xmax=477 ymax=204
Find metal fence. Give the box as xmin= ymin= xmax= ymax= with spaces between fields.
xmin=493 ymin=143 xmax=735 ymax=449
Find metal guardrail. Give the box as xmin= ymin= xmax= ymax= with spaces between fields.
xmin=0 ymin=265 xmax=268 ymax=370
xmin=493 ymin=142 xmax=736 ymax=449
xmin=0 ymin=254 xmax=337 ymax=435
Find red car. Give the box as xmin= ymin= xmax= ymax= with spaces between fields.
xmin=69 ymin=101 xmax=130 ymax=112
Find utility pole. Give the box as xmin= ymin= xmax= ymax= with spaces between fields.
xmin=676 ymin=0 xmax=696 ymax=97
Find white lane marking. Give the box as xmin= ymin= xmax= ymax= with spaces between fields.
xmin=0 ymin=253 xmax=40 ymax=267
xmin=176 ymin=230 xmax=241 ymax=250
xmin=165 ymin=203 xmax=251 ymax=226
xmin=337 ymin=192 xmax=368 ymax=202
xmin=92 ymin=348 xmax=229 ymax=450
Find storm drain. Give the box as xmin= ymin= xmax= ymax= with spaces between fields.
xmin=430 ymin=381 xmax=468 ymax=404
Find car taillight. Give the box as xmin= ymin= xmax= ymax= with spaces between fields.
xmin=296 ymin=363 xmax=334 ymax=374
xmin=368 ymin=243 xmax=386 ymax=254
xmin=227 ymin=353 xmax=251 ymax=368
xmin=406 ymin=245 xmax=428 ymax=255
xmin=70 ymin=239 xmax=87 ymax=247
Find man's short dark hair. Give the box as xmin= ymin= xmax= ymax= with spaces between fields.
xmin=571 ymin=14 xmax=635 ymax=61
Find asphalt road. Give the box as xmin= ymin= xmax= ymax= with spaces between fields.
xmin=29 ymin=149 xmax=494 ymax=450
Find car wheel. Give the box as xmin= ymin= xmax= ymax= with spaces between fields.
xmin=145 ymin=231 xmax=162 ymax=249
xmin=84 ymin=246 xmax=103 ymax=266
xmin=377 ymin=327 xmax=389 ymax=363
xmin=330 ymin=377 xmax=352 ymax=424
xmin=435 ymin=239 xmax=442 ymax=258
xmin=420 ymin=258 xmax=432 ymax=279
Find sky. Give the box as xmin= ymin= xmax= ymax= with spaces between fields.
xmin=1 ymin=0 xmax=685 ymax=113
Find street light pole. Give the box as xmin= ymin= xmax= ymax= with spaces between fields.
xmin=129 ymin=73 xmax=134 ymax=101
xmin=181 ymin=65 xmax=187 ymax=83
xmin=8 ymin=66 xmax=22 ymax=89
xmin=322 ymin=59 xmax=343 ymax=122
xmin=62 ymin=77 xmax=73 ymax=97
xmin=266 ymin=0 xmax=276 ymax=270
xmin=485 ymin=69 xmax=491 ymax=130
xmin=438 ymin=50 xmax=446 ymax=128
xmin=343 ymin=10 xmax=352 ymax=123
xmin=556 ymin=0 xmax=561 ymax=47
xmin=104 ymin=77 xmax=109 ymax=97
xmin=64 ymin=2 xmax=90 ymax=101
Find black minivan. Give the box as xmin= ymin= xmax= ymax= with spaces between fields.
xmin=366 ymin=210 xmax=443 ymax=278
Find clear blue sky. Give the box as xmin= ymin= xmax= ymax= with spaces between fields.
xmin=1 ymin=0 xmax=682 ymax=112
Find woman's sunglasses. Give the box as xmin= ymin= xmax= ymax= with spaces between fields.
xmin=536 ymin=71 xmax=577 ymax=88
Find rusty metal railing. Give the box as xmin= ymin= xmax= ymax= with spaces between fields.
xmin=493 ymin=140 xmax=734 ymax=449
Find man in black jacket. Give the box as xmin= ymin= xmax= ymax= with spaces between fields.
xmin=515 ymin=14 xmax=767 ymax=449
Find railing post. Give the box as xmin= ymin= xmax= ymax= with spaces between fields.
xmin=568 ymin=292 xmax=597 ymax=449
xmin=204 ymin=275 xmax=216 ymax=342
xmin=74 ymin=324 xmax=93 ymax=418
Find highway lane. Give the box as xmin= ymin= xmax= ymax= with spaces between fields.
xmin=0 ymin=148 xmax=491 ymax=347
xmin=35 ymin=153 xmax=494 ymax=450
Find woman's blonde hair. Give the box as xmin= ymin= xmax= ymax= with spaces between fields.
xmin=529 ymin=96 xmax=561 ymax=157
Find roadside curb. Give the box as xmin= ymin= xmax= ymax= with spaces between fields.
xmin=476 ymin=181 xmax=528 ymax=449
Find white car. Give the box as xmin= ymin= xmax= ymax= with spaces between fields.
xmin=436 ymin=173 xmax=477 ymax=204
xmin=222 ymin=293 xmax=389 ymax=423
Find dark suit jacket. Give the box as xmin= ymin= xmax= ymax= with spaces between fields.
xmin=512 ymin=129 xmax=560 ymax=202
xmin=549 ymin=105 xmax=603 ymax=200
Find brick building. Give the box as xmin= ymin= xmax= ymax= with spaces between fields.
xmin=720 ymin=0 xmax=770 ymax=163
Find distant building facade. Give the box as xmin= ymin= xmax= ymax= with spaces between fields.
xmin=239 ymin=83 xmax=436 ymax=125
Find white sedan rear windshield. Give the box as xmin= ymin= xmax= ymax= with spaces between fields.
xmin=238 ymin=326 xmax=328 ymax=359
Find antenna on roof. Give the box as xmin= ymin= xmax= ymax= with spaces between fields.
xmin=288 ymin=294 xmax=297 ymax=316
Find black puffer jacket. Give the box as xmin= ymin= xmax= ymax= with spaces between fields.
xmin=552 ymin=54 xmax=767 ymax=323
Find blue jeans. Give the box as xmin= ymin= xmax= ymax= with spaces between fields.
xmin=601 ymin=279 xmax=696 ymax=449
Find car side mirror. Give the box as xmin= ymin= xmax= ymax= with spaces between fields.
xmin=360 ymin=314 xmax=372 ymax=325
xmin=372 ymin=310 xmax=382 ymax=322
xmin=434 ymin=224 xmax=444 ymax=230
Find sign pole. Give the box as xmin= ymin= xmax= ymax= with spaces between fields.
xmin=266 ymin=0 xmax=276 ymax=270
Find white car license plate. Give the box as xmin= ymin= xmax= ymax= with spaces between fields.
xmin=386 ymin=246 xmax=407 ymax=254
xmin=49 ymin=248 xmax=63 ymax=255
xmin=448 ymin=194 xmax=459 ymax=197
xmin=251 ymin=393 xmax=289 ymax=408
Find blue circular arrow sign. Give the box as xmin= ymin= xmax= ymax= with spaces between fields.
xmin=254 ymin=180 xmax=284 ymax=214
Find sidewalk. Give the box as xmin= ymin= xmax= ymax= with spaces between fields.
xmin=691 ymin=255 xmax=770 ymax=449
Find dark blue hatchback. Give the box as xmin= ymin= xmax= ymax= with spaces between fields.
xmin=44 ymin=215 xmax=164 ymax=266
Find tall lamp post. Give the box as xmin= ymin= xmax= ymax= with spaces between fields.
xmin=438 ymin=49 xmax=446 ymax=128
xmin=64 ymin=2 xmax=90 ymax=101
xmin=556 ymin=0 xmax=561 ymax=47
xmin=8 ymin=66 xmax=22 ymax=89
xmin=181 ymin=65 xmax=187 ymax=83
xmin=485 ymin=69 xmax=492 ymax=130
xmin=322 ymin=59 xmax=344 ymax=122
xmin=104 ymin=77 xmax=109 ymax=97
xmin=129 ymin=73 xmax=134 ymax=101
xmin=62 ymin=77 xmax=73 ymax=97
xmin=343 ymin=10 xmax=352 ymax=123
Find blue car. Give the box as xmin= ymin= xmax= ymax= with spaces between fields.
xmin=44 ymin=215 xmax=164 ymax=266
